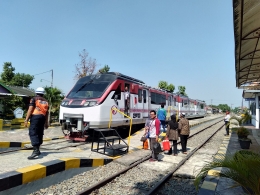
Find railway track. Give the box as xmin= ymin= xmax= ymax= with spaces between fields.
xmin=76 ymin=119 xmax=224 ymax=195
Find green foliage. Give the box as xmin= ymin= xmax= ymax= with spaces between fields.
xmin=217 ymin=104 xmax=230 ymax=112
xmin=241 ymin=110 xmax=252 ymax=124
xmin=158 ymin=81 xmax=175 ymax=92
xmin=194 ymin=150 xmax=260 ymax=194
xmin=0 ymin=62 xmax=15 ymax=84
xmin=232 ymin=107 xmax=241 ymax=114
xmin=158 ymin=81 xmax=168 ymax=90
xmin=167 ymin=84 xmax=175 ymax=92
xmin=44 ymin=86 xmax=63 ymax=124
xmin=99 ymin=65 xmax=110 ymax=73
xmin=0 ymin=62 xmax=34 ymax=87
xmin=10 ymin=73 xmax=34 ymax=87
xmin=1 ymin=95 xmax=25 ymax=117
xmin=178 ymin=86 xmax=188 ymax=96
xmin=229 ymin=110 xmax=252 ymax=126
xmin=236 ymin=127 xmax=250 ymax=138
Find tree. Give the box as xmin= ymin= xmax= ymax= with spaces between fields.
xmin=1 ymin=95 xmax=25 ymax=117
xmin=217 ymin=104 xmax=230 ymax=112
xmin=0 ymin=62 xmax=34 ymax=87
xmin=99 ymin=65 xmax=110 ymax=73
xmin=167 ymin=84 xmax=175 ymax=92
xmin=178 ymin=86 xmax=188 ymax=96
xmin=158 ymin=81 xmax=168 ymax=90
xmin=44 ymin=87 xmax=63 ymax=125
xmin=10 ymin=73 xmax=34 ymax=87
xmin=74 ymin=49 xmax=99 ymax=80
xmin=0 ymin=62 xmax=15 ymax=84
xmin=232 ymin=107 xmax=240 ymax=114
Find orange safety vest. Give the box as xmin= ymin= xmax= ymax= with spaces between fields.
xmin=32 ymin=97 xmax=49 ymax=116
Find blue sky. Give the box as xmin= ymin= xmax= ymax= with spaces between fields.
xmin=0 ymin=0 xmax=244 ymax=108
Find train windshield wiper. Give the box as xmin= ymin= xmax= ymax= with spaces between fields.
xmin=75 ymin=79 xmax=94 ymax=93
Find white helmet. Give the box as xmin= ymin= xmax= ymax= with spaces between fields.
xmin=35 ymin=87 xmax=45 ymax=95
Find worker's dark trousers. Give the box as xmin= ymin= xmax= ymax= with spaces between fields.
xmin=29 ymin=115 xmax=45 ymax=147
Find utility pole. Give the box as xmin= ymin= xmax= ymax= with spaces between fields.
xmin=34 ymin=69 xmax=53 ymax=88
xmin=51 ymin=69 xmax=53 ymax=88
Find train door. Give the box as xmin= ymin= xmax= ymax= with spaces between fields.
xmin=124 ymin=83 xmax=130 ymax=116
xmin=167 ymin=95 xmax=172 ymax=120
xmin=190 ymin=100 xmax=195 ymax=116
xmin=143 ymin=89 xmax=149 ymax=118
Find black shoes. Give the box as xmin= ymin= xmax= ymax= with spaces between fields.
xmin=28 ymin=146 xmax=41 ymax=160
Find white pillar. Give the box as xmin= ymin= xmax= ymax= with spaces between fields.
xmin=255 ymin=95 xmax=259 ymax=128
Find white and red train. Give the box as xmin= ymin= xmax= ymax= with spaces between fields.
xmin=59 ymin=72 xmax=206 ymax=137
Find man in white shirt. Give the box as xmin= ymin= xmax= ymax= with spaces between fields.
xmin=124 ymin=86 xmax=130 ymax=115
xmin=224 ymin=111 xmax=231 ymax=136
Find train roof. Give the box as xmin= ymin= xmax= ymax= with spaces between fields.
xmin=105 ymin=72 xmax=145 ymax=84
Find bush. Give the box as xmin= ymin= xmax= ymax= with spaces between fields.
xmin=194 ymin=150 xmax=260 ymax=194
xmin=236 ymin=127 xmax=250 ymax=138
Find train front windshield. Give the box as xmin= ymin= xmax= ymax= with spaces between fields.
xmin=67 ymin=81 xmax=110 ymax=99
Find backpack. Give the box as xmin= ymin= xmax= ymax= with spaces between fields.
xmin=34 ymin=97 xmax=49 ymax=115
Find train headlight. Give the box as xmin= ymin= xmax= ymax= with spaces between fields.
xmin=84 ymin=102 xmax=90 ymax=106
xmin=61 ymin=100 xmax=69 ymax=106
xmin=89 ymin=101 xmax=97 ymax=106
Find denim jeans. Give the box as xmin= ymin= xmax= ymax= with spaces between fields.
xmin=160 ymin=120 xmax=166 ymax=132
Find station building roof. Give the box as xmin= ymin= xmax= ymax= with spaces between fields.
xmin=0 ymin=82 xmax=35 ymax=98
xmin=233 ymin=0 xmax=260 ymax=87
xmin=243 ymin=89 xmax=260 ymax=99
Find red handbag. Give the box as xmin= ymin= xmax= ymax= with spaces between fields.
xmin=162 ymin=137 xmax=170 ymax=151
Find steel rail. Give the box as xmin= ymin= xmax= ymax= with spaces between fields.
xmin=146 ymin=124 xmax=225 ymax=195
xmin=77 ymin=119 xmax=224 ymax=195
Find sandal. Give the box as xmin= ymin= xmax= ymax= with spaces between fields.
xmin=183 ymin=152 xmax=187 ymax=154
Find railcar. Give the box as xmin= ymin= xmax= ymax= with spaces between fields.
xmin=59 ymin=72 xmax=206 ymax=139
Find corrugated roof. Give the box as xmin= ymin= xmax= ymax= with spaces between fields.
xmin=7 ymin=86 xmax=35 ymax=97
xmin=233 ymin=0 xmax=260 ymax=87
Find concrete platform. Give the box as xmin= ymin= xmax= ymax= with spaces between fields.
xmin=198 ymin=125 xmax=260 ymax=195
xmin=0 ymin=115 xmax=222 ymax=192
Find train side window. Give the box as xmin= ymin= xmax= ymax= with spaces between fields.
xmin=182 ymin=100 xmax=183 ymax=107
xmin=163 ymin=95 xmax=166 ymax=105
xmin=138 ymin=89 xmax=142 ymax=103
xmin=143 ymin=90 xmax=147 ymax=103
xmin=111 ymin=84 xmax=121 ymax=99
xmin=174 ymin=98 xmax=176 ymax=106
xmin=151 ymin=92 xmax=156 ymax=104
xmin=200 ymin=104 xmax=204 ymax=109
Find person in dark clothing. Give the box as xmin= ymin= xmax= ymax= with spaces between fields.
xmin=166 ymin=115 xmax=179 ymax=156
xmin=178 ymin=113 xmax=190 ymax=154
xmin=24 ymin=87 xmax=49 ymax=160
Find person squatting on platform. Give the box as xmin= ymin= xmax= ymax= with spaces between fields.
xmin=24 ymin=87 xmax=49 ymax=160
xmin=146 ymin=110 xmax=160 ymax=162
xmin=224 ymin=111 xmax=231 ymax=136
xmin=178 ymin=113 xmax=190 ymax=154
xmin=166 ymin=114 xmax=179 ymax=156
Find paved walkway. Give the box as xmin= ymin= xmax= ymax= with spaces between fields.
xmin=198 ymin=125 xmax=260 ymax=195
